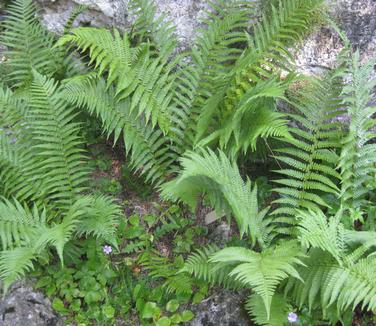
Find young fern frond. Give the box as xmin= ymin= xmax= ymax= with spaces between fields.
xmin=272 ymin=74 xmax=344 ymax=233
xmin=160 ymin=148 xmax=273 ymax=242
xmin=338 ymin=52 xmax=376 ymax=214
xmin=210 ymin=241 xmax=305 ymax=319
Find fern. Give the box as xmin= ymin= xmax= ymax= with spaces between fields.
xmin=286 ymin=209 xmax=376 ymax=314
xmin=338 ymin=52 xmax=376 ymax=215
xmin=271 ymin=73 xmax=344 ymax=232
xmin=246 ymin=293 xmax=290 ymax=326
xmin=171 ymin=0 xmax=255 ymax=152
xmin=62 ymin=75 xmax=177 ymax=185
xmin=129 ymin=0 xmax=177 ymax=56
xmin=193 ymin=0 xmax=324 ymax=157
xmin=161 ymin=148 xmax=273 ymax=242
xmin=210 ymin=241 xmax=305 ymax=318
xmin=0 ymin=0 xmax=65 ymax=87
xmin=181 ymin=244 xmax=240 ymax=288
xmin=57 ymin=27 xmax=176 ymax=131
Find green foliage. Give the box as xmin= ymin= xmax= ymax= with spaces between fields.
xmin=161 ymin=149 xmax=273 ymax=242
xmin=0 ymin=1 xmax=120 ymax=292
xmin=271 ymin=73 xmax=344 ymax=233
xmin=2 ymin=0 xmax=376 ymax=325
xmin=338 ymin=52 xmax=376 ymax=216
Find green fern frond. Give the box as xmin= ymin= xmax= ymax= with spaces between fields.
xmin=272 ymin=74 xmax=344 ymax=231
xmin=246 ymin=292 xmax=290 ymax=326
xmin=0 ymin=246 xmax=36 ymax=293
xmin=62 ymin=75 xmax=177 ymax=185
xmin=297 ymin=209 xmax=346 ymax=263
xmin=63 ymin=5 xmax=88 ymax=35
xmin=160 ymin=148 xmax=273 ymax=242
xmin=210 ymin=241 xmax=305 ymax=318
xmin=338 ymin=52 xmax=376 ymax=213
xmin=194 ymin=0 xmax=324 ymax=150
xmin=0 ymin=0 xmax=63 ymax=87
xmin=57 ymin=27 xmax=176 ymax=131
xmin=129 ymin=0 xmax=177 ymax=56
xmin=26 ymin=71 xmax=89 ymax=209
xmin=181 ymin=244 xmax=239 ymax=288
xmin=170 ymin=0 xmax=255 ymax=152
xmin=74 ymin=195 xmax=121 ymax=247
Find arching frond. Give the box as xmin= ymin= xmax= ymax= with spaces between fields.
xmin=62 ymin=75 xmax=178 ymax=185
xmin=160 ymin=148 xmax=273 ymax=242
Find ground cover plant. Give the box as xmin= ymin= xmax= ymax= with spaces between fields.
xmin=0 ymin=0 xmax=375 ymax=325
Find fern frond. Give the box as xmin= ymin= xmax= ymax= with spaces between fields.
xmin=62 ymin=75 xmax=177 ymax=185
xmin=297 ymin=209 xmax=346 ymax=263
xmin=74 ymin=195 xmax=121 ymax=246
xmin=0 ymin=247 xmax=36 ymax=293
xmin=210 ymin=241 xmax=305 ymax=318
xmin=160 ymin=148 xmax=273 ymax=241
xmin=57 ymin=27 xmax=176 ymax=131
xmin=0 ymin=0 xmax=63 ymax=87
xmin=272 ymin=73 xmax=344 ymax=230
xmin=181 ymin=244 xmax=239 ymax=288
xmin=246 ymin=292 xmax=290 ymax=326
xmin=338 ymin=52 xmax=376 ymax=213
xmin=63 ymin=5 xmax=88 ymax=35
xmin=194 ymin=0 xmax=324 ymax=151
xmin=129 ymin=0 xmax=177 ymax=56
xmin=171 ymin=0 xmax=255 ymax=152
xmin=26 ymin=71 xmax=89 ymax=209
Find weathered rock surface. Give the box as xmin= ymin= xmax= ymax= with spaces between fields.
xmin=188 ymin=289 xmax=251 ymax=326
xmin=31 ymin=0 xmax=376 ymax=73
xmin=0 ymin=281 xmax=62 ymax=326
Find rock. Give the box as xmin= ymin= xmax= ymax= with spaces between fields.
xmin=34 ymin=0 xmax=127 ymax=34
xmin=189 ymin=289 xmax=251 ymax=326
xmin=0 ymin=281 xmax=62 ymax=326
xmin=209 ymin=222 xmax=231 ymax=247
xmin=295 ymin=0 xmax=376 ymax=74
xmin=29 ymin=0 xmax=375 ymax=72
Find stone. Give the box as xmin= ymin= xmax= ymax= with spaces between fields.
xmin=0 ymin=281 xmax=63 ymax=326
xmin=188 ymin=289 xmax=251 ymax=326
xmin=29 ymin=0 xmax=375 ymax=73
xmin=295 ymin=0 xmax=376 ymax=74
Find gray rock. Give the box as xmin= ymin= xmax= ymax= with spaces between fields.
xmin=209 ymin=222 xmax=231 ymax=247
xmin=29 ymin=0 xmax=374 ymax=73
xmin=0 ymin=281 xmax=62 ymax=326
xmin=189 ymin=289 xmax=251 ymax=326
xmin=295 ymin=0 xmax=376 ymax=74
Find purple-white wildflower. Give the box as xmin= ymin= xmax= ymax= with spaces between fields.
xmin=287 ymin=312 xmax=298 ymax=324
xmin=103 ymin=245 xmax=113 ymax=255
